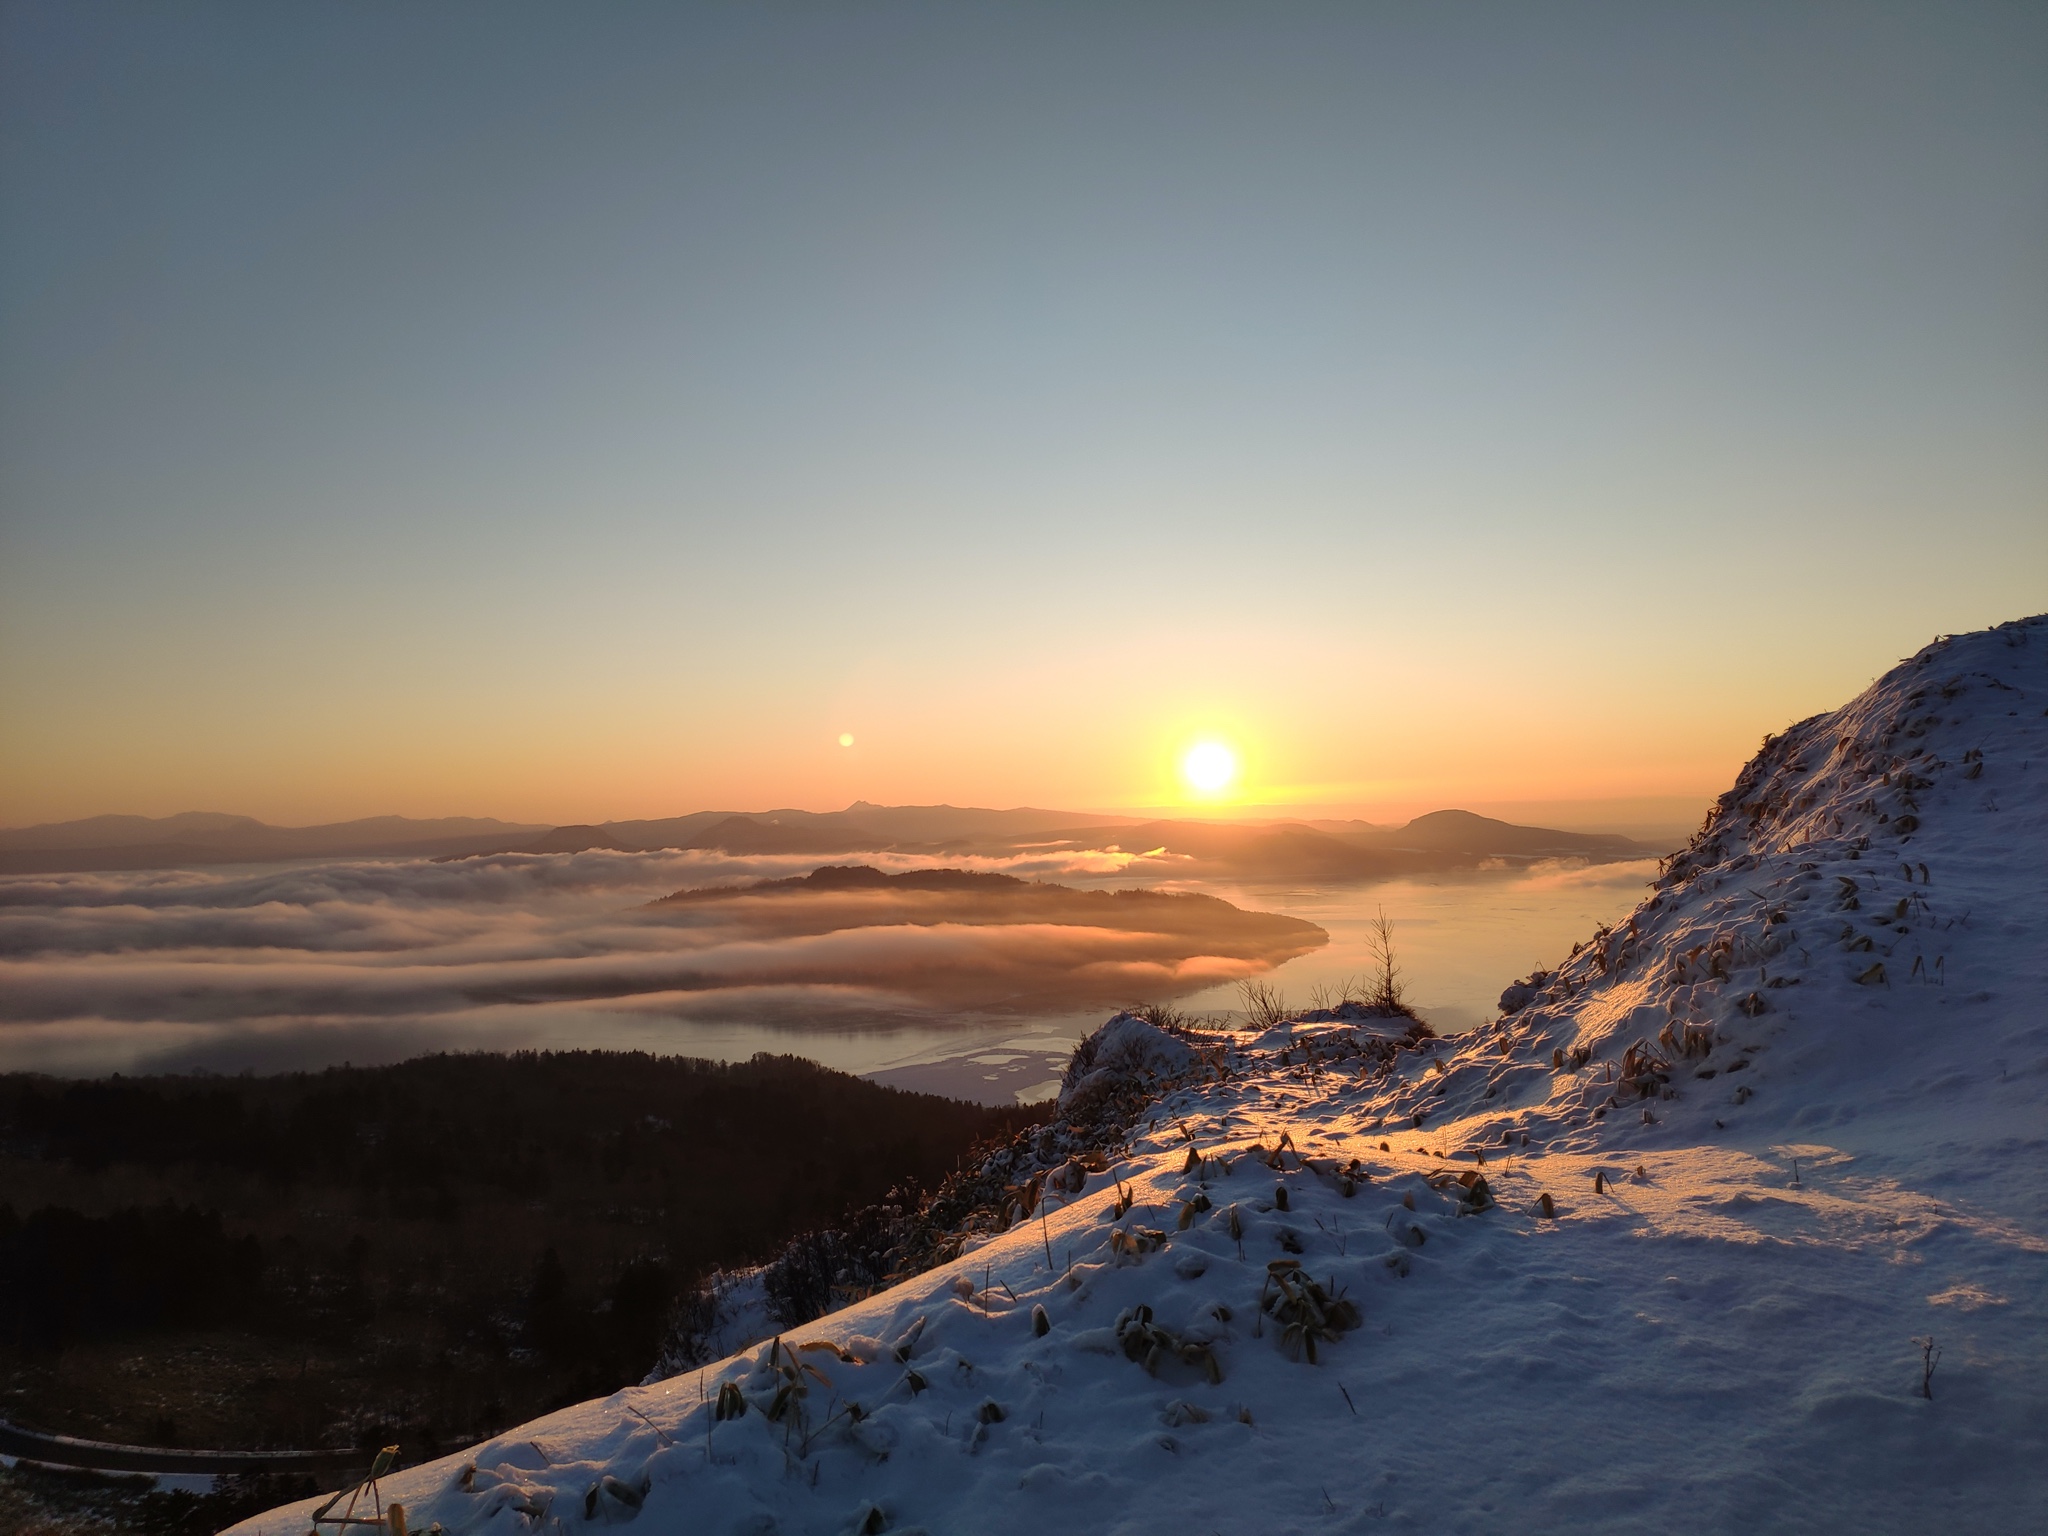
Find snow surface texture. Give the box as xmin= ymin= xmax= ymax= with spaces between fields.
xmin=235 ymin=619 xmax=2048 ymax=1535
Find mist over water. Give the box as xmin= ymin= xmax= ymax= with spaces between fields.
xmin=0 ymin=850 xmax=1659 ymax=1104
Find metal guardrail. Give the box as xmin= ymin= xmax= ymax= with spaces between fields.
xmin=0 ymin=1417 xmax=378 ymax=1478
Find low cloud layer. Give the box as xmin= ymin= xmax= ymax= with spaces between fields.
xmin=0 ymin=849 xmax=1322 ymax=1075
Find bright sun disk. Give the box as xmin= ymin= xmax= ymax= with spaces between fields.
xmin=1183 ymin=741 xmax=1237 ymax=794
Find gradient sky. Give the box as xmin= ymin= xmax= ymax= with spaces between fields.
xmin=2 ymin=1 xmax=2043 ymax=828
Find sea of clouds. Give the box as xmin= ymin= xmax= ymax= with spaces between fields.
xmin=0 ymin=846 xmax=1280 ymax=1077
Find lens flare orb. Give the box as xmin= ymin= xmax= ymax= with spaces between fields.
xmin=1182 ymin=741 xmax=1237 ymax=794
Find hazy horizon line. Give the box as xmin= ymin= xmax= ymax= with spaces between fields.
xmin=1 ymin=792 xmax=1713 ymax=840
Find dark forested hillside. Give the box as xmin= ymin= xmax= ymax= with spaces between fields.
xmin=0 ymin=1052 xmax=1044 ymax=1457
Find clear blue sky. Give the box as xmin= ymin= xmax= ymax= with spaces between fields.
xmin=2 ymin=1 xmax=2043 ymax=825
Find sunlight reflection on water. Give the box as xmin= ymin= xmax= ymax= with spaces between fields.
xmin=1167 ymin=858 xmax=1663 ymax=1035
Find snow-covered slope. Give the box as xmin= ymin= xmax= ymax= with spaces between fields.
xmin=235 ymin=618 xmax=2048 ymax=1536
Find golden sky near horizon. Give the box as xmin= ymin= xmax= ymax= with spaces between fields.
xmin=0 ymin=599 xmax=2021 ymax=829
xmin=1 ymin=6 xmax=2043 ymax=830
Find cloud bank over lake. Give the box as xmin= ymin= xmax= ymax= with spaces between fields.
xmin=0 ymin=849 xmax=1322 ymax=1075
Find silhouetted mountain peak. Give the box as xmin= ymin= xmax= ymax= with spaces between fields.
xmin=1369 ymin=809 xmax=1646 ymax=857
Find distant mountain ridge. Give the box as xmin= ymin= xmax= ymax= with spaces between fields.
xmin=0 ymin=813 xmax=550 ymax=874
xmin=1 ymin=801 xmax=1656 ymax=876
xmin=518 ymin=824 xmax=634 ymax=855
xmin=1315 ymin=808 xmax=1645 ymax=859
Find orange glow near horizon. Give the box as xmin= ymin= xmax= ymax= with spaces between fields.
xmin=0 ymin=628 xmax=1827 ymax=831
xmin=0 ymin=600 xmax=1977 ymax=832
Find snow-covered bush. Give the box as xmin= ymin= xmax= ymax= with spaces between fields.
xmin=1059 ymin=1012 xmax=1198 ymax=1111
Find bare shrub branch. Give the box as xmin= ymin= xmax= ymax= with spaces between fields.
xmin=1367 ymin=907 xmax=1410 ymax=1015
xmin=1235 ymin=978 xmax=1290 ymax=1029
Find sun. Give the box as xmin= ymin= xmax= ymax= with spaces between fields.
xmin=1182 ymin=740 xmax=1238 ymax=795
